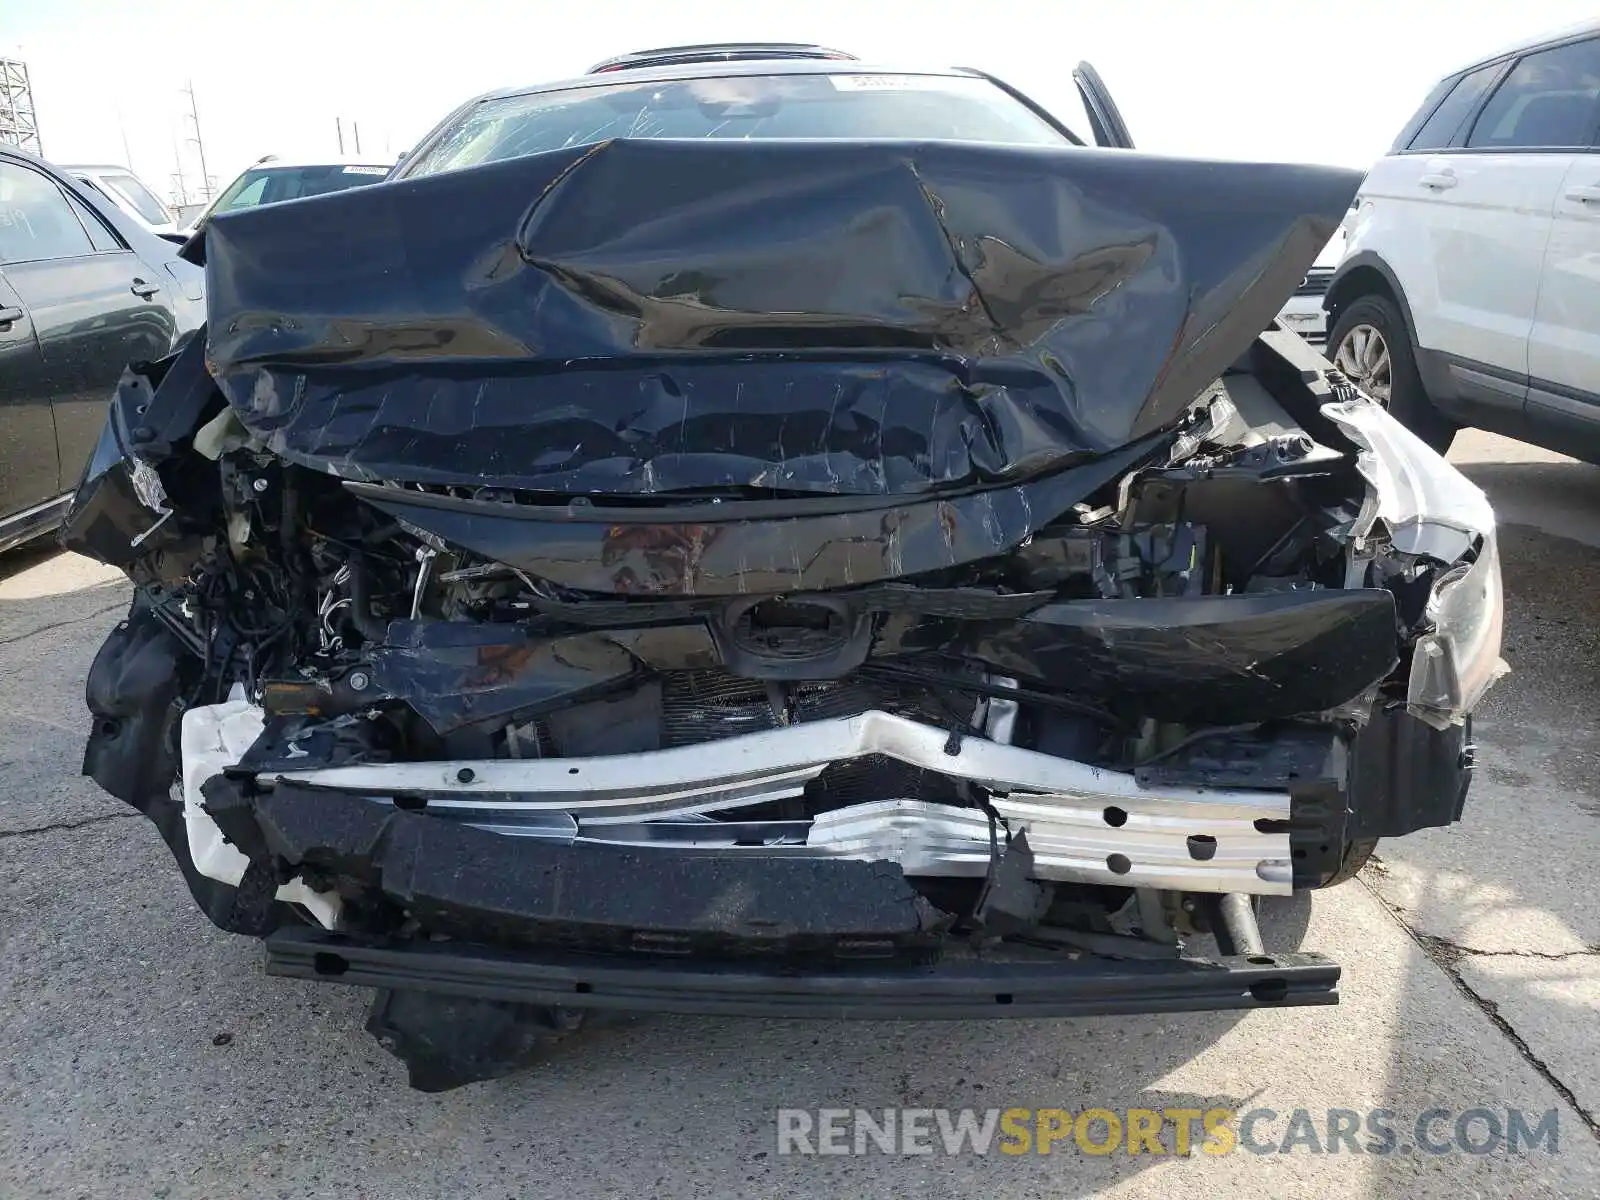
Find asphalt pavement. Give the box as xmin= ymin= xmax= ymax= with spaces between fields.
xmin=1 ymin=430 xmax=1596 ymax=1198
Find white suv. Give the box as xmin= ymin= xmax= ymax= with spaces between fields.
xmin=1324 ymin=21 xmax=1600 ymax=458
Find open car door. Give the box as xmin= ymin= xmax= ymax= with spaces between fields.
xmin=1073 ymin=61 xmax=1135 ymax=148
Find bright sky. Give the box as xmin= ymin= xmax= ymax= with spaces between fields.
xmin=4 ymin=0 xmax=1597 ymax=203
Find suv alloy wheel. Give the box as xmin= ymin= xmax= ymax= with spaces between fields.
xmin=1328 ymin=293 xmax=1458 ymax=454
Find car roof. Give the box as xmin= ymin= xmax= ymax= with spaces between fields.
xmin=1453 ymin=18 xmax=1600 ymax=75
xmin=587 ymin=42 xmax=856 ymax=73
xmin=474 ymin=58 xmax=980 ymax=107
xmin=62 ymin=164 xmax=145 ymax=175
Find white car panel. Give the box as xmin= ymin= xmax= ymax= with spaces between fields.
xmin=1528 ymin=153 xmax=1600 ymax=410
xmin=1354 ymin=150 xmax=1566 ymax=377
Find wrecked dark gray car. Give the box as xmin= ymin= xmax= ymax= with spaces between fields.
xmin=62 ymin=50 xmax=1505 ymax=1090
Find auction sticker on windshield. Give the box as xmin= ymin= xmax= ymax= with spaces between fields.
xmin=828 ymin=74 xmax=951 ymax=90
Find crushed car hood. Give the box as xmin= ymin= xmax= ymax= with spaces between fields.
xmin=202 ymin=138 xmax=1361 ymax=496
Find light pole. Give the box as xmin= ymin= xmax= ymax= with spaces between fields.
xmin=182 ymin=80 xmax=213 ymax=200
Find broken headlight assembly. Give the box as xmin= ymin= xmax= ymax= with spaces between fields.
xmin=1325 ymin=396 xmax=1506 ymax=728
xmin=1409 ymin=531 xmax=1504 ymax=729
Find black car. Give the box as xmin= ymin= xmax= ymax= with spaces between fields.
xmin=62 ymin=46 xmax=1505 ymax=1091
xmin=0 ymin=146 xmax=204 ymax=551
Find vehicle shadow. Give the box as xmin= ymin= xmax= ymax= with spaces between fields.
xmin=0 ymin=543 xmax=62 ymax=577
xmin=0 ymin=543 xmax=127 ymax=621
xmin=116 ymin=879 xmax=1323 ymax=1195
xmin=1454 ymin=457 xmax=1600 ymax=551
xmin=0 ymin=547 xmax=132 ymax=834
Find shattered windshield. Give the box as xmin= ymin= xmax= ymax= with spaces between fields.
xmin=405 ymin=72 xmax=1071 ymax=177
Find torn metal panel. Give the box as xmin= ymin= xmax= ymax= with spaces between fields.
xmin=279 ymin=585 xmax=1401 ymax=738
xmin=59 ymin=335 xmax=222 ymax=579
xmin=965 ymin=589 xmax=1399 ymax=723
xmin=1322 ymin=396 xmax=1495 ymax=562
xmin=341 ymin=433 xmax=1166 ymax=595
xmin=202 ymin=139 xmax=1359 ymax=495
xmin=368 ymin=620 xmax=640 ymax=734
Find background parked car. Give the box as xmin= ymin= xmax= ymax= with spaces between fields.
xmin=1323 ymin=19 xmax=1600 ymax=458
xmin=0 ymin=147 xmax=203 ymax=551
xmin=181 ymin=154 xmax=393 ymax=232
xmin=172 ymin=200 xmax=208 ymax=227
xmin=1275 ymin=224 xmax=1347 ymax=345
xmin=63 ymin=164 xmax=185 ymax=241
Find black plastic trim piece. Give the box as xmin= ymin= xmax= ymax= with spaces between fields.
xmin=1525 ymin=381 xmax=1600 ymax=464
xmin=1402 ymin=143 xmax=1597 ymax=157
xmin=1346 ymin=708 xmax=1473 ymax=842
xmin=952 ymin=68 xmax=1087 ymax=145
xmin=1071 ymin=60 xmax=1135 ymax=149
xmin=214 ymin=783 xmax=945 ymax=960
xmin=586 ymin=44 xmax=858 ymax=74
xmin=1323 ymin=251 xmax=1419 ymax=342
xmin=346 ymin=475 xmax=992 ymax=523
xmin=1410 ymin=346 xmax=1600 ymax=460
xmin=266 ymin=929 xmax=1341 ymax=1019
xmin=1523 ymin=370 xmax=1600 ymax=411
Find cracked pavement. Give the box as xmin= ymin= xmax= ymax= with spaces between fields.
xmin=1 ymin=431 xmax=1597 ymax=1198
xmin=1355 ymin=431 xmax=1600 ymax=1147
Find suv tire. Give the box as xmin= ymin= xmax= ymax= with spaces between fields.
xmin=1329 ymin=294 xmax=1457 ymax=454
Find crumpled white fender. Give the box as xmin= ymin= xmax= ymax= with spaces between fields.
xmin=180 ymin=690 xmax=341 ymax=928
xmin=1323 ymin=397 xmax=1508 ymax=726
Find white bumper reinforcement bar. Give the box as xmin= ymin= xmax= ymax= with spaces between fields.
xmin=267 ymin=710 xmax=1294 ymax=894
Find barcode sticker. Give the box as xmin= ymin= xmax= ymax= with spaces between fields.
xmin=828 ymin=74 xmax=943 ymax=91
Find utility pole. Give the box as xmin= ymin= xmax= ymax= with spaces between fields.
xmin=117 ymin=110 xmax=135 ymax=172
xmin=335 ymin=116 xmax=344 ymax=154
xmin=170 ymin=138 xmax=190 ymax=207
xmin=353 ymin=121 xmax=362 ymax=155
xmin=182 ymin=80 xmax=213 ymax=200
